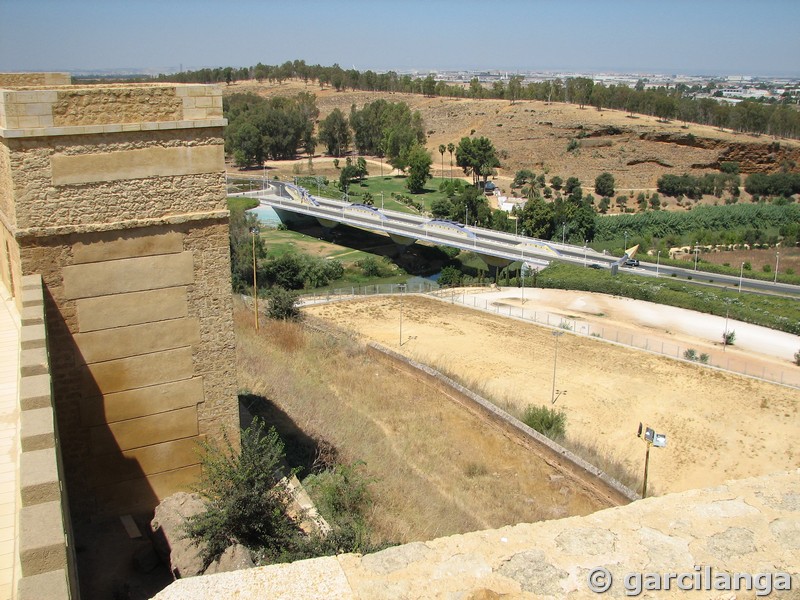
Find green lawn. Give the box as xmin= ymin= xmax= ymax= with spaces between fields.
xmin=297 ymin=175 xmax=456 ymax=214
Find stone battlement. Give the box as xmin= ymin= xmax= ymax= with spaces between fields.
xmin=0 ymin=84 xmax=224 ymax=135
xmin=0 ymin=72 xmax=71 ymax=88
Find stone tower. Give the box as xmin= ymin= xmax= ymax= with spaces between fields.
xmin=0 ymin=75 xmax=238 ymax=516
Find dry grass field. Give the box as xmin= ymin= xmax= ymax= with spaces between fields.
xmin=234 ymin=300 xmax=610 ymax=546
xmin=303 ymin=294 xmax=799 ymax=497
xmin=227 ymin=78 xmax=800 ymax=205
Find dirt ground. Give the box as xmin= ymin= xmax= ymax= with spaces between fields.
xmin=303 ymin=291 xmax=800 ymax=496
xmin=228 ymin=78 xmax=800 ymax=202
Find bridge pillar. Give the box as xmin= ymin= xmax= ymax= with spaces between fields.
xmin=475 ymin=253 xmax=513 ymax=269
xmin=388 ymin=233 xmax=417 ymax=248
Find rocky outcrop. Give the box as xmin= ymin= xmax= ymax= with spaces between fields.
xmin=203 ymin=545 xmax=255 ymax=576
xmin=150 ymin=492 xmax=207 ymax=579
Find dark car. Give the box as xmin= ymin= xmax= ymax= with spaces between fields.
xmin=588 ymin=263 xmax=603 ymax=269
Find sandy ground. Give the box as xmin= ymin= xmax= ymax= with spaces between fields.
xmin=303 ymin=290 xmax=800 ymax=496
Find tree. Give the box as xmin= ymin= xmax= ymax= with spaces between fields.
xmin=438 ymin=144 xmax=446 ymax=179
xmin=550 ymin=175 xmax=563 ymax=191
xmin=438 ymin=266 xmax=463 ymax=287
xmin=594 ymin=172 xmax=615 ymax=198
xmin=422 ymin=74 xmax=436 ymax=97
xmin=447 ymin=142 xmax=455 ymax=180
xmin=406 ymin=144 xmax=432 ymax=194
xmin=430 ymin=197 xmax=453 ymax=218
xmin=507 ymin=76 xmax=522 ymax=104
xmin=456 ymin=136 xmax=501 ymax=187
xmin=318 ymin=108 xmax=351 ymax=157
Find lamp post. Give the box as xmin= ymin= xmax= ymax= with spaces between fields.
xmin=250 ymin=226 xmax=260 ymax=330
xmin=551 ymin=330 xmax=564 ymax=405
xmin=637 ymin=423 xmax=667 ymax=499
xmin=624 ymin=230 xmax=628 ymax=252
xmin=694 ymin=242 xmax=699 ymax=271
xmin=521 ymin=229 xmax=526 ymax=304
xmin=398 ymin=283 xmax=407 ymax=346
xmin=380 ymin=190 xmax=384 ymax=210
xmin=723 ymin=299 xmax=731 ymax=352
xmin=774 ymin=251 xmax=780 ymax=284
xmin=583 ymin=240 xmax=588 ymax=266
xmin=562 ymin=222 xmax=567 ymax=245
xmin=656 ymin=250 xmax=661 ymax=277
xmin=738 ymin=262 xmax=744 ymax=293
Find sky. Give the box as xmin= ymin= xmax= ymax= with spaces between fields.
xmin=1 ymin=0 xmax=798 ymax=77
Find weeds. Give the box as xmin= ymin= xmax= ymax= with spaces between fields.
xmin=522 ymin=405 xmax=567 ymax=440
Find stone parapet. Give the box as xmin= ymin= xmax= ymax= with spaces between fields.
xmin=153 ymin=469 xmax=800 ymax=599
xmin=0 ymin=84 xmax=225 ymax=135
xmin=0 ymin=73 xmax=71 ymax=88
xmin=15 ymin=274 xmax=76 ymax=600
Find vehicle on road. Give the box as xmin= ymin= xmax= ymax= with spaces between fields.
xmin=588 ymin=263 xmax=603 ymax=269
xmin=624 ymin=259 xmax=640 ymax=267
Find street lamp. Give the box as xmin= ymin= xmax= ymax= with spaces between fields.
xmin=583 ymin=240 xmax=588 ymax=266
xmin=693 ymin=242 xmax=699 ymax=271
xmin=656 ymin=250 xmax=661 ymax=277
xmin=562 ymin=222 xmax=567 ymax=245
xmin=398 ymin=283 xmax=407 ymax=346
xmin=380 ymin=190 xmax=384 ymax=210
xmin=551 ymin=330 xmax=565 ymax=405
xmin=774 ymin=251 xmax=780 ymax=284
xmin=637 ymin=423 xmax=666 ymax=498
xmin=738 ymin=262 xmax=744 ymax=293
xmin=250 ymin=226 xmax=260 ymax=330
xmin=722 ymin=299 xmax=731 ymax=352
xmin=624 ymin=230 xmax=628 ymax=252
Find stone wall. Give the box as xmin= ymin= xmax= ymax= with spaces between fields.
xmin=0 ymin=73 xmax=71 ymax=88
xmin=16 ymin=274 xmax=76 ymax=600
xmin=153 ymin=469 xmax=800 ymax=599
xmin=0 ymin=81 xmax=238 ymax=517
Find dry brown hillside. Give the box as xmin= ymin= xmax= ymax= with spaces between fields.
xmin=226 ymin=79 xmax=800 ymax=197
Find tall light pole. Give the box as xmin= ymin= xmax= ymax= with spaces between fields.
xmin=551 ymin=330 xmax=564 ymax=405
xmin=250 ymin=226 xmax=260 ymax=330
xmin=694 ymin=242 xmax=699 ymax=271
xmin=398 ymin=283 xmax=407 ymax=346
xmin=723 ymin=299 xmax=731 ymax=352
xmin=774 ymin=251 xmax=780 ymax=284
xmin=624 ymin=230 xmax=628 ymax=252
xmin=583 ymin=240 xmax=588 ymax=266
xmin=562 ymin=222 xmax=567 ymax=245
xmin=738 ymin=262 xmax=744 ymax=293
xmin=656 ymin=250 xmax=661 ymax=277
xmin=380 ymin=190 xmax=384 ymax=210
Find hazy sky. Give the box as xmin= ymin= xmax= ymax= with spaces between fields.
xmin=1 ymin=0 xmax=798 ymax=77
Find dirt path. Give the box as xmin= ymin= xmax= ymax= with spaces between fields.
xmin=304 ymin=292 xmax=800 ymax=496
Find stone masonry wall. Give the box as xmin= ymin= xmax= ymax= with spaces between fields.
xmin=154 ymin=469 xmax=800 ymax=599
xmin=0 ymin=81 xmax=237 ymax=517
xmin=0 ymin=73 xmax=71 ymax=88
xmin=18 ymin=219 xmax=236 ymax=516
xmin=5 ymin=128 xmax=225 ymax=232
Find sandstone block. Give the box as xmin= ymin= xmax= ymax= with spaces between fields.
xmin=79 ymin=346 xmax=194 ymax=395
xmin=94 ymin=465 xmax=201 ymax=515
xmin=20 ymin=408 xmax=55 ymax=451
xmin=20 ymin=447 xmax=60 ymax=506
xmin=63 ymin=252 xmax=194 ymax=299
xmin=88 ymin=436 xmax=203 ymax=486
xmin=16 ymin=569 xmax=69 ymax=600
xmin=19 ymin=373 xmax=52 ymax=411
xmin=76 ymin=286 xmax=188 ymax=332
xmin=90 ymin=405 xmax=198 ymax=454
xmin=73 ymin=317 xmax=200 ymax=364
xmin=19 ymin=501 xmax=67 ymax=576
xmin=80 ymin=376 xmax=203 ymax=426
xmin=21 ymin=346 xmax=48 ymax=377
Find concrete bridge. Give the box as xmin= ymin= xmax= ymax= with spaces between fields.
xmin=231 ymin=182 xmax=621 ymax=272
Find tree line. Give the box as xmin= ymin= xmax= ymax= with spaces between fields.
xmin=156 ymin=60 xmax=800 ymax=140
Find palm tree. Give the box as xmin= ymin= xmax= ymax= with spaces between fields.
xmin=447 ymin=142 xmax=455 ymax=181
xmin=438 ymin=144 xmax=446 ymax=180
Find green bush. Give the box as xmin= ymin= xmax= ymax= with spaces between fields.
xmin=723 ymin=330 xmax=736 ymax=346
xmin=438 ymin=266 xmax=463 ymax=287
xmin=184 ymin=418 xmax=301 ymax=568
xmin=267 ymin=287 xmax=300 ymax=321
xmin=522 ymin=405 xmax=566 ymax=440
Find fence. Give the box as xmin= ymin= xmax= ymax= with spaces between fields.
xmin=298 ymin=285 xmax=799 ymax=390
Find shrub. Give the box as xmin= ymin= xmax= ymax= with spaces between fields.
xmin=795 ymin=349 xmax=800 ymax=366
xmin=722 ymin=330 xmax=736 ymax=346
xmin=683 ymin=348 xmax=698 ymax=361
xmin=438 ymin=265 xmax=463 ymax=287
xmin=267 ymin=287 xmax=300 ymax=321
xmin=184 ymin=418 xmax=301 ymax=568
xmin=567 ymin=138 xmax=580 ymax=153
xmin=522 ymin=405 xmax=566 ymax=440
xmin=699 ymin=353 xmax=710 ymax=364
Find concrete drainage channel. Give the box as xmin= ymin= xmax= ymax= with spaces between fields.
xmin=364 ymin=341 xmax=639 ymax=507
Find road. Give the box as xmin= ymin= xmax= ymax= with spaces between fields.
xmin=231 ymin=181 xmax=800 ymax=298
